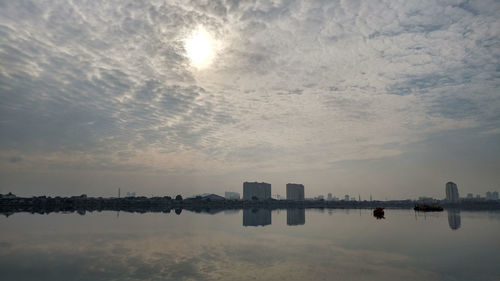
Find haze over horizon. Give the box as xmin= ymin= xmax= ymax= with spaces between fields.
xmin=1 ymin=0 xmax=499 ymax=199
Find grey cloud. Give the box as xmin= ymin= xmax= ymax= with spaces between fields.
xmin=387 ymin=74 xmax=458 ymax=96
xmin=9 ymin=156 xmax=22 ymax=163
xmin=428 ymin=96 xmax=480 ymax=120
xmin=0 ymin=0 xmax=499 ymax=197
xmin=0 ymin=0 xmax=233 ymax=159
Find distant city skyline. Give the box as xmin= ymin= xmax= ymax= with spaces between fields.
xmin=1 ymin=1 xmax=499 ymax=199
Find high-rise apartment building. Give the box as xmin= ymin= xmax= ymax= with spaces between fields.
xmin=243 ymin=182 xmax=271 ymax=200
xmin=445 ymin=182 xmax=459 ymax=202
xmin=286 ymin=183 xmax=305 ymax=200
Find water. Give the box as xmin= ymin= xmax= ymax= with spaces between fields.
xmin=1 ymin=209 xmax=499 ymax=281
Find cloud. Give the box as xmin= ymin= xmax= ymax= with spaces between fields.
xmin=0 ymin=0 xmax=499 ymax=195
xmin=8 ymin=156 xmax=22 ymax=163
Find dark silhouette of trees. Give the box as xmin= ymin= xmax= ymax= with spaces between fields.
xmin=175 ymin=195 xmax=183 ymax=201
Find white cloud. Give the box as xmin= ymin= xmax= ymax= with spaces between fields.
xmin=0 ymin=0 xmax=499 ymax=195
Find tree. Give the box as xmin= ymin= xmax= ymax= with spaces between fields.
xmin=175 ymin=195 xmax=183 ymax=201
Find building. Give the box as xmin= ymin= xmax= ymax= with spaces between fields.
xmin=486 ymin=191 xmax=492 ymax=200
xmin=344 ymin=195 xmax=349 ymax=201
xmin=243 ymin=182 xmax=271 ymax=200
xmin=467 ymin=193 xmax=473 ymax=199
xmin=286 ymin=183 xmax=305 ymax=200
xmin=327 ymin=193 xmax=332 ymax=201
xmin=445 ymin=182 xmax=459 ymax=202
xmin=243 ymin=209 xmax=271 ymax=226
xmin=486 ymin=191 xmax=499 ymax=201
xmin=225 ymin=192 xmax=240 ymax=200
xmin=201 ymin=194 xmax=225 ymax=201
xmin=287 ymin=209 xmax=305 ymax=226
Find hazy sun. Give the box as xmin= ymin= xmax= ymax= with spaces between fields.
xmin=185 ymin=26 xmax=215 ymax=69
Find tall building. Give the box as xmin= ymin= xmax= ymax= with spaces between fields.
xmin=225 ymin=192 xmax=240 ymax=200
xmin=243 ymin=182 xmax=271 ymax=200
xmin=486 ymin=191 xmax=499 ymax=200
xmin=327 ymin=193 xmax=332 ymax=201
xmin=286 ymin=183 xmax=305 ymax=200
xmin=344 ymin=195 xmax=349 ymax=201
xmin=445 ymin=182 xmax=459 ymax=202
xmin=486 ymin=191 xmax=492 ymax=200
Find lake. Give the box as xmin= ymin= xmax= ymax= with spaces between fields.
xmin=1 ymin=209 xmax=499 ymax=281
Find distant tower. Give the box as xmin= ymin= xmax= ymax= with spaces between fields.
xmin=445 ymin=182 xmax=459 ymax=203
xmin=286 ymin=183 xmax=305 ymax=200
xmin=243 ymin=182 xmax=271 ymax=200
xmin=370 ymin=194 xmax=372 ymax=201
xmin=118 ymin=188 xmax=121 ymax=198
xmin=358 ymin=194 xmax=361 ymax=201
xmin=486 ymin=192 xmax=492 ymax=200
xmin=327 ymin=193 xmax=332 ymax=201
xmin=493 ymin=191 xmax=499 ymax=200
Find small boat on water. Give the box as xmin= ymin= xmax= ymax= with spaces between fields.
xmin=373 ymin=207 xmax=385 ymax=219
xmin=414 ymin=204 xmax=444 ymax=212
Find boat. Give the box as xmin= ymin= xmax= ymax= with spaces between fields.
xmin=413 ymin=204 xmax=443 ymax=212
xmin=373 ymin=207 xmax=385 ymax=219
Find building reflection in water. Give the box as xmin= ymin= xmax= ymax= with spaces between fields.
xmin=287 ymin=208 xmax=305 ymax=226
xmin=447 ymin=209 xmax=461 ymax=230
xmin=243 ymin=208 xmax=271 ymax=227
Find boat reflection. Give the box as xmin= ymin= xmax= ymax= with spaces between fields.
xmin=373 ymin=208 xmax=385 ymax=219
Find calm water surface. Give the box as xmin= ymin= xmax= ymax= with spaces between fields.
xmin=1 ymin=209 xmax=499 ymax=281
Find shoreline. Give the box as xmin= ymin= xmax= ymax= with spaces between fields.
xmin=2 ymin=196 xmax=500 ymax=216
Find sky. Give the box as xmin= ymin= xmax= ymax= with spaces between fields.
xmin=0 ymin=0 xmax=499 ymax=199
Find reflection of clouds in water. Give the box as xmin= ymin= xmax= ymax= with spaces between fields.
xmin=0 ymin=232 xmax=439 ymax=281
xmin=459 ymin=210 xmax=500 ymax=221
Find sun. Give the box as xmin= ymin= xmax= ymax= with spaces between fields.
xmin=184 ymin=26 xmax=215 ymax=69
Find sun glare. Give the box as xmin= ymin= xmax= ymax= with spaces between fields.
xmin=185 ymin=26 xmax=214 ymax=69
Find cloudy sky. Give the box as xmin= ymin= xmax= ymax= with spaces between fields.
xmin=1 ymin=0 xmax=499 ymax=198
